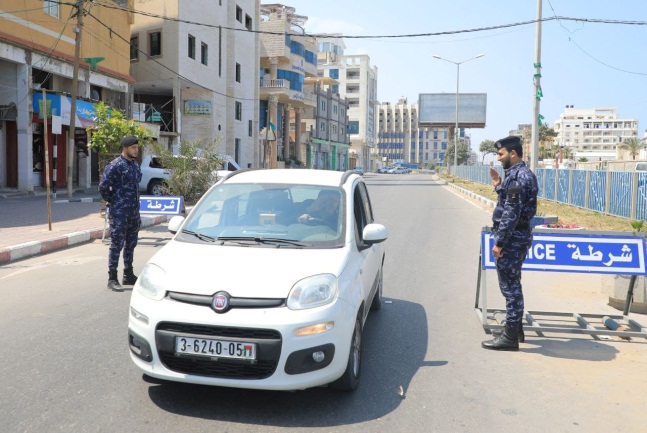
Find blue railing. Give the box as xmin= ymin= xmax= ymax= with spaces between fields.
xmin=452 ymin=166 xmax=647 ymax=221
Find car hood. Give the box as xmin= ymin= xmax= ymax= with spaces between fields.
xmin=149 ymin=240 xmax=350 ymax=298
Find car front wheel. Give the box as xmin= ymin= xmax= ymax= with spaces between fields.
xmin=329 ymin=315 xmax=362 ymax=391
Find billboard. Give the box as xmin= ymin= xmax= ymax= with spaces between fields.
xmin=418 ymin=93 xmax=487 ymax=128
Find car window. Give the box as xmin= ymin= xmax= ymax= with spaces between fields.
xmin=357 ymin=182 xmax=374 ymax=223
xmin=353 ymin=185 xmax=368 ymax=244
xmin=180 ymin=183 xmax=345 ymax=248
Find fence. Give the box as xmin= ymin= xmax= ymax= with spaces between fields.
xmin=452 ymin=166 xmax=647 ymax=221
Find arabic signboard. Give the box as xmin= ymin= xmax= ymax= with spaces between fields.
xmin=184 ymin=100 xmax=212 ymax=115
xmin=481 ymin=230 xmax=647 ymax=275
xmin=33 ymin=93 xmax=102 ymax=128
xmin=139 ymin=196 xmax=183 ymax=215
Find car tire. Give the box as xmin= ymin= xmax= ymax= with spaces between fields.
xmin=329 ymin=315 xmax=362 ymax=391
xmin=148 ymin=179 xmax=166 ymax=196
xmin=370 ymin=265 xmax=383 ymax=311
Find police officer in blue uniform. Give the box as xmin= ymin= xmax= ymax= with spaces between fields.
xmin=482 ymin=136 xmax=538 ymax=351
xmin=99 ymin=136 xmax=142 ymax=292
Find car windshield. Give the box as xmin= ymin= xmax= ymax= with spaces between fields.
xmin=178 ymin=183 xmax=346 ymax=248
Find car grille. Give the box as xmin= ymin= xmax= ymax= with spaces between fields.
xmin=156 ymin=322 xmax=282 ymax=379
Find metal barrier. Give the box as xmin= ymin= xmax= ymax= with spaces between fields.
xmin=475 ymin=227 xmax=647 ymax=340
xmin=454 ymin=166 xmax=647 ymax=221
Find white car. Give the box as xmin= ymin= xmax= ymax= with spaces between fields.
xmin=139 ymin=154 xmax=241 ymax=196
xmin=128 ymin=169 xmax=388 ymax=391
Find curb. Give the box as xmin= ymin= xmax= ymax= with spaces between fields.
xmin=443 ymin=181 xmax=497 ymax=208
xmin=0 ymin=215 xmax=169 ymax=266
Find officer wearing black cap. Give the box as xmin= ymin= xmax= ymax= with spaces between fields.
xmin=482 ymin=135 xmax=538 ymax=351
xmin=99 ymin=135 xmax=142 ymax=291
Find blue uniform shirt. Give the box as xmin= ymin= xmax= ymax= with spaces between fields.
xmin=99 ymin=156 xmax=142 ymax=217
xmin=492 ymin=161 xmax=538 ymax=247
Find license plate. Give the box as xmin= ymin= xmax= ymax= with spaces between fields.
xmin=175 ymin=337 xmax=257 ymax=360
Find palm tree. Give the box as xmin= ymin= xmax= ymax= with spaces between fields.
xmin=618 ymin=137 xmax=647 ymax=160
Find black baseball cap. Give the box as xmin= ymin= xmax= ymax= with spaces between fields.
xmin=120 ymin=135 xmax=139 ymax=147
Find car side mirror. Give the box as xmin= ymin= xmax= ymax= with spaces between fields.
xmin=168 ymin=216 xmax=185 ymax=234
xmin=363 ymin=223 xmax=388 ymax=244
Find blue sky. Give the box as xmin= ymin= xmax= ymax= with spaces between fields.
xmin=286 ymin=0 xmax=647 ymax=150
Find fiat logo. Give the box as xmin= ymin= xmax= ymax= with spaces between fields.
xmin=212 ymin=291 xmax=231 ymax=313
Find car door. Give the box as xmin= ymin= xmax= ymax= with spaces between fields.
xmin=352 ymin=181 xmax=381 ymax=314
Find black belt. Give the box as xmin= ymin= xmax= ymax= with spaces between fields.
xmin=493 ymin=222 xmax=529 ymax=231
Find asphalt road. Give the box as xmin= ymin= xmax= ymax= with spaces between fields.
xmin=1 ymin=173 xmax=646 ymax=433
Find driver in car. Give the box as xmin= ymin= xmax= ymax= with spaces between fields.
xmin=298 ymin=190 xmax=340 ymax=229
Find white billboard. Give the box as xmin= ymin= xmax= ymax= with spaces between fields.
xmin=418 ymin=93 xmax=487 ymax=128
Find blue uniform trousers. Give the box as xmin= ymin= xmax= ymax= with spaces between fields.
xmin=495 ymin=230 xmax=533 ymax=326
xmin=108 ymin=214 xmax=141 ymax=270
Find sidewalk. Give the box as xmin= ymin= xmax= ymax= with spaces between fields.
xmin=0 ymin=187 xmax=168 ymax=265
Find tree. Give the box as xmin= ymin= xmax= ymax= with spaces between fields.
xmin=149 ymin=139 xmax=224 ymax=205
xmin=87 ymin=102 xmax=152 ymax=154
xmin=538 ymin=124 xmax=557 ymax=160
xmin=444 ymin=138 xmax=469 ymax=166
xmin=618 ymin=137 xmax=647 ymax=160
xmin=578 ymin=157 xmax=589 ymax=163
xmin=87 ymin=102 xmax=153 ymax=175
xmin=479 ymin=139 xmax=497 ymax=164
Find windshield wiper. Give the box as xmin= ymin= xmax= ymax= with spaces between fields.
xmin=181 ymin=229 xmax=216 ymax=242
xmin=216 ymin=236 xmax=307 ymax=247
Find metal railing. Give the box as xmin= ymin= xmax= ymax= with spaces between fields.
xmin=452 ymin=166 xmax=647 ymax=221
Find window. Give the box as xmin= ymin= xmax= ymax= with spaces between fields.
xmin=218 ymin=26 xmax=222 ymax=76
xmin=321 ymin=101 xmax=326 ymax=111
xmin=201 ymin=42 xmax=208 ymax=65
xmin=188 ymin=35 xmax=195 ymax=59
xmin=236 ymin=6 xmax=242 ymax=22
xmin=333 ymin=105 xmax=338 ymax=115
xmin=236 ymin=63 xmax=241 ymax=83
xmin=235 ymin=101 xmax=242 ymax=120
xmin=320 ymin=122 xmax=326 ymax=132
xmin=248 ymin=120 xmax=253 ymax=137
xmin=332 ymin=124 xmax=337 ymax=134
xmin=149 ymin=31 xmax=162 ymax=57
xmin=44 ymin=1 xmax=59 ymax=18
xmin=130 ymin=36 xmax=139 ymax=61
xmin=245 ymin=14 xmax=252 ymax=30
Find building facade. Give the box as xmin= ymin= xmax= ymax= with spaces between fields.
xmin=377 ymin=98 xmax=454 ymax=168
xmin=0 ymin=0 xmax=133 ymax=191
xmin=553 ymin=106 xmax=639 ymax=162
xmin=259 ymin=3 xmax=318 ymax=169
xmin=299 ymin=78 xmax=350 ymax=170
xmin=130 ymin=0 xmax=259 ymax=168
xmin=318 ymin=38 xmax=378 ymax=171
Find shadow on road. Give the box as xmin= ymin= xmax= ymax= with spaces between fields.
xmin=520 ymin=338 xmax=621 ymax=360
xmin=145 ymin=298 xmax=445 ymax=427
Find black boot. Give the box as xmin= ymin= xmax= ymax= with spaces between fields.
xmin=482 ymin=324 xmax=519 ymax=351
xmin=122 ymin=267 xmax=138 ymax=286
xmin=108 ymin=269 xmax=123 ymax=292
xmin=492 ymin=322 xmax=525 ymax=343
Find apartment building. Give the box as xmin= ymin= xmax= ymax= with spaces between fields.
xmin=318 ymin=38 xmax=378 ymax=170
xmin=299 ymin=78 xmax=350 ymax=170
xmin=377 ymin=98 xmax=456 ymax=167
xmin=259 ymin=3 xmax=318 ymax=168
xmin=0 ymin=0 xmax=133 ymax=191
xmin=553 ymin=106 xmax=639 ymax=161
xmin=130 ymin=0 xmax=259 ymax=168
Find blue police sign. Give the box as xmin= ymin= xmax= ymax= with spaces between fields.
xmin=481 ymin=230 xmax=647 ymax=275
xmin=139 ymin=196 xmax=183 ymax=215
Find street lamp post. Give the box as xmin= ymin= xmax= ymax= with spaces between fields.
xmin=432 ymin=54 xmax=484 ymax=171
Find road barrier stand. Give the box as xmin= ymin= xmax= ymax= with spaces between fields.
xmin=475 ymin=227 xmax=647 ymax=341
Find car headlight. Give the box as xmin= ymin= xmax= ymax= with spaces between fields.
xmin=135 ymin=263 xmax=167 ymax=301
xmin=287 ymin=274 xmax=338 ymax=310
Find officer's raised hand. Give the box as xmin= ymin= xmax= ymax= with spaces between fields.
xmin=489 ymin=167 xmax=501 ymax=188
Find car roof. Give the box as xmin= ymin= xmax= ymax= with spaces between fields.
xmin=224 ymin=169 xmax=355 ymax=187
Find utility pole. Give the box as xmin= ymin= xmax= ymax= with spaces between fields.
xmin=68 ymin=0 xmax=85 ymax=198
xmin=530 ymin=0 xmax=542 ymax=173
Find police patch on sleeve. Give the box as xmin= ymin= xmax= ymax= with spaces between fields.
xmin=507 ymin=185 xmax=521 ymax=204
